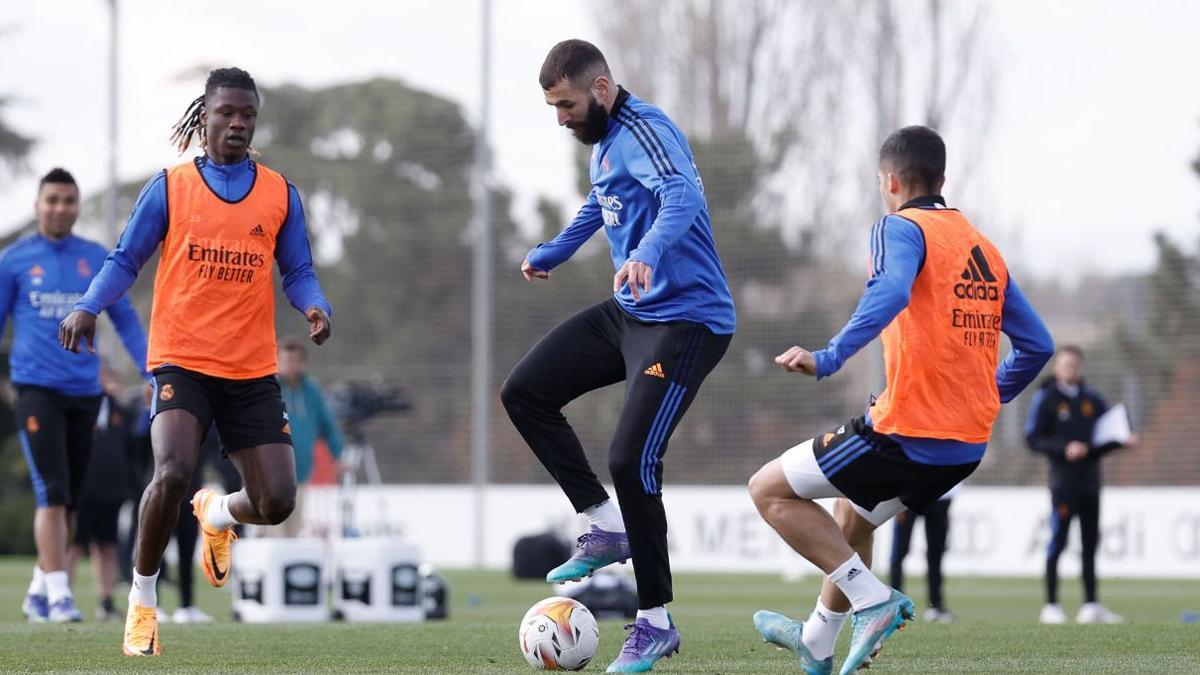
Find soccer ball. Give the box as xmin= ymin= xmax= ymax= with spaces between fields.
xmin=518 ymin=596 xmax=600 ymax=671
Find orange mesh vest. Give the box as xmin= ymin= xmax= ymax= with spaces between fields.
xmin=870 ymin=207 xmax=1008 ymax=443
xmin=147 ymin=159 xmax=288 ymax=380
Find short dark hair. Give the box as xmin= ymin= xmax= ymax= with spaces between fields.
xmin=879 ymin=125 xmax=946 ymax=193
xmin=279 ymin=336 xmax=307 ymax=357
xmin=39 ymin=167 xmax=77 ymax=191
xmin=1057 ymin=344 xmax=1084 ymax=360
xmin=539 ymin=39 xmax=610 ymax=90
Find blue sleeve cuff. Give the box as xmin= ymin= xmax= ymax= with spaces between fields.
xmin=74 ymin=298 xmax=102 ymax=316
xmin=814 ymin=350 xmax=835 ymax=379
xmin=626 ymin=248 xmax=660 ymax=268
xmin=526 ymin=247 xmax=555 ymax=272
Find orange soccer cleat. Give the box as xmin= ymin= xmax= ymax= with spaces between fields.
xmin=192 ymin=488 xmax=238 ymax=588
xmin=122 ymin=603 xmax=161 ymax=656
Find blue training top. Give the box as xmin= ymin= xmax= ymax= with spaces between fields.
xmin=812 ymin=197 xmax=1055 ymax=465
xmin=0 ymin=233 xmax=148 ymax=396
xmin=526 ymin=87 xmax=736 ymax=335
xmin=76 ymin=156 xmax=331 ymax=321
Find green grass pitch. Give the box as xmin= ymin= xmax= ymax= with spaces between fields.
xmin=0 ymin=556 xmax=1196 ymax=672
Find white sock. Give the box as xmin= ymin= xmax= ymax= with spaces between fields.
xmin=205 ymin=493 xmax=239 ymax=531
xmin=636 ymin=606 xmax=670 ymax=629
xmin=829 ymin=553 xmax=891 ymax=612
xmin=44 ymin=570 xmax=72 ymax=604
xmin=27 ymin=565 xmax=46 ymax=596
xmin=129 ymin=569 xmax=159 ymax=608
xmin=802 ymin=599 xmax=850 ymax=661
xmin=583 ymin=499 xmax=625 ymax=533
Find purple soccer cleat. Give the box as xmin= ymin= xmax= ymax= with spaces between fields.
xmin=545 ymin=527 xmax=631 ymax=583
xmin=605 ymin=616 xmax=681 ymax=672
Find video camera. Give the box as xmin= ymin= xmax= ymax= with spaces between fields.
xmin=328 ymin=377 xmax=413 ymax=428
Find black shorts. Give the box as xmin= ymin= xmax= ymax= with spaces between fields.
xmin=151 ymin=366 xmax=291 ymax=454
xmin=814 ymin=416 xmax=978 ymax=514
xmin=74 ymin=499 xmax=122 ymax=546
xmin=15 ymin=385 xmax=102 ymax=508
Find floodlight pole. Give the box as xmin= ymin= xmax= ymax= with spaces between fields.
xmin=105 ymin=0 xmax=119 ymax=242
xmin=470 ymin=0 xmax=493 ymax=569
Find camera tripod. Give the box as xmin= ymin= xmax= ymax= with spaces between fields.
xmin=338 ymin=426 xmax=384 ymax=538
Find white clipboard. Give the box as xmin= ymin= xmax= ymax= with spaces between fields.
xmin=1091 ymin=403 xmax=1132 ymax=447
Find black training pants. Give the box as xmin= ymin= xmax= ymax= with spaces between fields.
xmin=889 ymin=499 xmax=951 ymax=610
xmin=1045 ymin=490 xmax=1100 ymax=604
xmin=501 ymin=298 xmax=731 ymax=609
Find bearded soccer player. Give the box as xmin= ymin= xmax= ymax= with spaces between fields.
xmin=2 ymin=168 xmax=148 ymax=623
xmin=501 ymin=40 xmax=734 ymax=673
xmin=59 ymin=67 xmax=332 ymax=656
xmin=747 ymin=126 xmax=1054 ymax=675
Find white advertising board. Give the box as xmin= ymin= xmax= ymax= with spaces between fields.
xmin=302 ymin=485 xmax=1200 ymax=578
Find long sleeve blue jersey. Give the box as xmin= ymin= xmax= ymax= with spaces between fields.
xmin=526 ymin=88 xmax=736 ymax=334
xmin=813 ymin=201 xmax=1055 ymax=465
xmin=0 ymin=233 xmax=148 ymax=396
xmin=76 ymin=156 xmax=331 ymax=320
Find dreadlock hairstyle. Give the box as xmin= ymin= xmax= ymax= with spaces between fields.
xmin=170 ymin=67 xmax=259 ymax=155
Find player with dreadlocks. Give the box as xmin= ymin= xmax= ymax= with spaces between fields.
xmin=60 ymin=67 xmax=333 ymax=656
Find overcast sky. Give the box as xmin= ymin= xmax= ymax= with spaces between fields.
xmin=2 ymin=0 xmax=1199 ymax=282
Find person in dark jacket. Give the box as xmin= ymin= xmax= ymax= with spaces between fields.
xmin=1025 ymin=345 xmax=1136 ymax=624
xmin=67 ymin=367 xmax=139 ymax=621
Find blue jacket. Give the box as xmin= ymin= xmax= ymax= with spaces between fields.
xmin=75 ymin=156 xmax=331 ymax=321
xmin=526 ymin=87 xmax=736 ymax=334
xmin=813 ymin=197 xmax=1055 ymax=465
xmin=0 ymin=233 xmax=147 ymax=396
xmin=279 ymin=374 xmax=344 ymax=484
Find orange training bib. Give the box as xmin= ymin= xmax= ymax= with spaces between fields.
xmin=147 ymin=159 xmax=288 ymax=379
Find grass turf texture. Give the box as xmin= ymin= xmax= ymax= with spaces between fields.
xmin=0 ymin=556 xmax=1196 ymax=672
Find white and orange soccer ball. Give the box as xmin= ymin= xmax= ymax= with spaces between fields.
xmin=517 ymin=596 xmax=599 ymax=671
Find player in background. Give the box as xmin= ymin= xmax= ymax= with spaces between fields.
xmin=2 ymin=168 xmax=148 ymax=623
xmin=272 ymin=336 xmax=345 ymax=537
xmin=66 ymin=366 xmax=141 ymax=622
xmin=59 ymin=67 xmax=332 ymax=656
xmin=1026 ymin=345 xmax=1136 ymax=624
xmin=888 ymin=485 xmax=959 ymax=623
xmin=747 ymin=126 xmax=1054 ymax=674
xmin=501 ymin=40 xmax=735 ymax=672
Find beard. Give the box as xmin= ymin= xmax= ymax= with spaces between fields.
xmin=568 ymin=96 xmax=611 ymax=145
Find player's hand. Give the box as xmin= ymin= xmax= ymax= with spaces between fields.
xmin=1123 ymin=433 xmax=1140 ymax=449
xmin=59 ymin=310 xmax=98 ymax=354
xmin=521 ymin=258 xmax=551 ymax=281
xmin=1065 ymin=440 xmax=1089 ymax=462
xmin=613 ymin=260 xmax=652 ymax=302
xmin=775 ymin=346 xmax=817 ymax=376
xmin=306 ymin=307 xmax=332 ymax=346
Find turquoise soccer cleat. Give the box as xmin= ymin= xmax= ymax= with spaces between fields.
xmin=752 ymin=610 xmax=833 ymax=675
xmin=839 ymin=590 xmax=915 ymax=675
xmin=545 ymin=527 xmax=631 ymax=583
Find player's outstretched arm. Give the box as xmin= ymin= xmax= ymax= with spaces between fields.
xmin=276 ymin=184 xmax=333 ymax=346
xmin=808 ymin=216 xmax=923 ymax=380
xmin=996 ymin=275 xmax=1054 ymax=402
xmin=523 ymin=191 xmax=604 ymax=279
xmin=623 ymin=115 xmax=706 ymax=271
xmin=0 ymin=249 xmax=18 ymax=338
xmin=74 ymin=173 xmax=169 ymax=319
